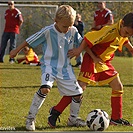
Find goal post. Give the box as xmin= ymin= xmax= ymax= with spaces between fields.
xmin=0 ymin=4 xmax=58 ymax=55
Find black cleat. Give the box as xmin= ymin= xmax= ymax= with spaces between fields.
xmin=110 ymin=118 xmax=133 ymax=126
xmin=48 ymin=107 xmax=61 ymax=128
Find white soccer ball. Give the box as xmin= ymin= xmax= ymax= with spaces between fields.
xmin=86 ymin=109 xmax=110 ymax=131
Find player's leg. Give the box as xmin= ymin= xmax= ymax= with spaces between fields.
xmin=67 ymin=80 xmax=87 ymax=127
xmin=16 ymin=57 xmax=26 ymax=64
xmin=48 ymin=79 xmax=85 ymax=128
xmin=9 ymin=32 xmax=17 ymax=63
xmin=26 ymin=73 xmax=54 ymax=131
xmin=109 ymin=76 xmax=133 ymax=126
xmin=0 ymin=32 xmax=9 ymax=62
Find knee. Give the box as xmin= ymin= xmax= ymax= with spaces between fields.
xmin=39 ymin=85 xmax=50 ymax=94
xmin=72 ymin=94 xmax=83 ymax=103
xmin=116 ymin=82 xmax=123 ymax=91
xmin=41 ymin=88 xmax=50 ymax=94
xmin=36 ymin=85 xmax=51 ymax=98
xmin=78 ymin=80 xmax=87 ymax=91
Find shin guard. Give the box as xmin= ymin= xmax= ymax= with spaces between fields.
xmin=69 ymin=96 xmax=82 ymax=118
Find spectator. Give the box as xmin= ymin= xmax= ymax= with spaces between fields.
xmin=91 ymin=1 xmax=114 ymax=31
xmin=16 ymin=46 xmax=41 ymax=66
xmin=72 ymin=13 xmax=84 ymax=68
xmin=0 ymin=1 xmax=23 ymax=63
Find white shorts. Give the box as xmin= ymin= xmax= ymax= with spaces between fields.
xmin=41 ymin=73 xmax=83 ymax=96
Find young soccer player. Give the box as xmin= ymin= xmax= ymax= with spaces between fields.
xmin=10 ymin=5 xmax=86 ymax=131
xmin=67 ymin=12 xmax=133 ymax=126
xmin=16 ymin=46 xmax=40 ymax=65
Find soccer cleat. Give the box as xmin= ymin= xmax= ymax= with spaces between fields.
xmin=9 ymin=58 xmax=15 ymax=64
xmin=48 ymin=107 xmax=61 ymax=128
xmin=67 ymin=116 xmax=86 ymax=127
xmin=110 ymin=118 xmax=133 ymax=126
xmin=26 ymin=118 xmax=35 ymax=131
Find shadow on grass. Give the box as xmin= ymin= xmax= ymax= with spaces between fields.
xmin=1 ymin=84 xmax=133 ymax=89
xmin=15 ymin=125 xmax=89 ymax=131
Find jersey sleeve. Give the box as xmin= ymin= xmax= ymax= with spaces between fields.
xmin=105 ymin=10 xmax=114 ymax=22
xmin=118 ymin=37 xmax=129 ymax=51
xmin=26 ymin=28 xmax=46 ymax=48
xmin=84 ymin=29 xmax=108 ymax=48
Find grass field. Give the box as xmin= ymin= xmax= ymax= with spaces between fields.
xmin=0 ymin=55 xmax=133 ymax=131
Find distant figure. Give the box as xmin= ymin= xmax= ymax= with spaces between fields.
xmin=16 ymin=46 xmax=40 ymax=65
xmin=91 ymin=1 xmax=114 ymax=31
xmin=72 ymin=13 xmax=84 ymax=68
xmin=74 ymin=13 xmax=84 ymax=37
xmin=0 ymin=1 xmax=23 ymax=64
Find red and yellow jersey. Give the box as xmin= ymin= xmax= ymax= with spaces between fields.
xmin=26 ymin=48 xmax=39 ymax=63
xmin=84 ymin=19 xmax=129 ymax=62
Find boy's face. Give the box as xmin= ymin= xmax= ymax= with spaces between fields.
xmin=120 ymin=22 xmax=133 ymax=37
xmin=55 ymin=18 xmax=74 ymax=34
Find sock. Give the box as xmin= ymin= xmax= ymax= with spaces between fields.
xmin=111 ymin=90 xmax=123 ymax=120
xmin=69 ymin=97 xmax=82 ymax=118
xmin=54 ymin=96 xmax=72 ymax=113
xmin=28 ymin=93 xmax=46 ymax=119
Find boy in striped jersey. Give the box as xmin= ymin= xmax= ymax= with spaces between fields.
xmin=68 ymin=12 xmax=133 ymax=126
xmin=10 ymin=5 xmax=86 ymax=130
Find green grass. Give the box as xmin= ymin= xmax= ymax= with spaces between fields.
xmin=0 ymin=55 xmax=133 ymax=131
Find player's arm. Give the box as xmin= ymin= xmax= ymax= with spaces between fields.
xmin=103 ymin=14 xmax=114 ymax=26
xmin=67 ymin=39 xmax=87 ymax=59
xmin=18 ymin=14 xmax=23 ymax=27
xmin=91 ymin=21 xmax=99 ymax=30
xmin=124 ymin=41 xmax=133 ymax=55
xmin=91 ymin=21 xmax=104 ymax=31
xmin=10 ymin=41 xmax=29 ymax=58
xmin=106 ymin=19 xmax=114 ymax=25
xmin=85 ymin=46 xmax=103 ymax=64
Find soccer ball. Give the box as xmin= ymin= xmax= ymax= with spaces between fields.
xmin=86 ymin=109 xmax=110 ymax=131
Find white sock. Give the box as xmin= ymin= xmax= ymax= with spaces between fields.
xmin=69 ymin=97 xmax=81 ymax=119
xmin=27 ymin=93 xmax=45 ymax=119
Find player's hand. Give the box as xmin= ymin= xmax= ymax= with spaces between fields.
xmin=93 ymin=57 xmax=104 ymax=65
xmin=67 ymin=48 xmax=80 ymax=59
xmin=10 ymin=49 xmax=18 ymax=58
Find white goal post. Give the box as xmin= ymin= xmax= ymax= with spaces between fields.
xmin=0 ymin=4 xmax=58 ymax=55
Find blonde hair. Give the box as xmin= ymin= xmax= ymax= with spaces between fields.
xmin=55 ymin=5 xmax=76 ymax=21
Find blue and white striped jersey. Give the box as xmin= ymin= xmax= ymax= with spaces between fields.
xmin=26 ymin=24 xmax=82 ymax=80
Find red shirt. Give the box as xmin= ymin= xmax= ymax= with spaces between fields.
xmin=94 ymin=8 xmax=113 ymax=27
xmin=4 ymin=8 xmax=23 ymax=34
